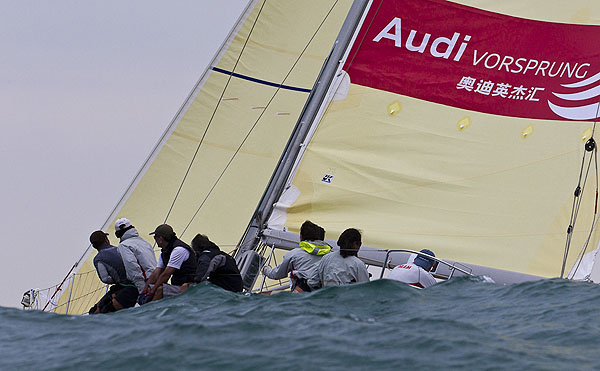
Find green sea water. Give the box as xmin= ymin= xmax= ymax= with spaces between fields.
xmin=2 ymin=277 xmax=600 ymax=370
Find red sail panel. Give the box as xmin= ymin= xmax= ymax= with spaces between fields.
xmin=345 ymin=0 xmax=600 ymax=121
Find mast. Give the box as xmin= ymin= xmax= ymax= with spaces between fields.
xmin=237 ymin=0 xmax=370 ymax=258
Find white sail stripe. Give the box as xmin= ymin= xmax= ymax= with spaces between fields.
xmin=552 ymin=84 xmax=600 ymax=101
xmin=548 ymin=100 xmax=600 ymax=120
xmin=561 ymin=70 xmax=600 ymax=88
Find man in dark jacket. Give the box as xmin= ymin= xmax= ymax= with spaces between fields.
xmin=191 ymin=234 xmax=243 ymax=292
xmin=88 ymin=230 xmax=138 ymax=314
xmin=143 ymin=224 xmax=197 ymax=301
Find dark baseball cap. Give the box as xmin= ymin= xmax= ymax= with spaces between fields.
xmin=414 ymin=249 xmax=435 ymax=269
xmin=149 ymin=224 xmax=174 ymax=239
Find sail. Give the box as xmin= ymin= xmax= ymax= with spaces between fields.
xmin=266 ymin=0 xmax=600 ymax=281
xmin=49 ymin=0 xmax=355 ymax=314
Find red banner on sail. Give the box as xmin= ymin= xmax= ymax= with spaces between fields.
xmin=344 ymin=0 xmax=600 ymax=121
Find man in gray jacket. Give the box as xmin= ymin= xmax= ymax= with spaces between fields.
xmin=115 ymin=218 xmax=157 ymax=293
xmin=307 ymin=228 xmax=370 ymax=289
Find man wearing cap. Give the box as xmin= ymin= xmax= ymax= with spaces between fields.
xmin=88 ymin=230 xmax=139 ymax=314
xmin=114 ymin=217 xmax=157 ymax=294
xmin=387 ymin=249 xmax=438 ymax=289
xmin=143 ymin=224 xmax=197 ymax=301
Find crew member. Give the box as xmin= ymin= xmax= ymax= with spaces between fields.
xmin=143 ymin=224 xmax=197 ymax=302
xmin=387 ymin=249 xmax=438 ymax=288
xmin=308 ymin=228 xmax=369 ymax=289
xmin=114 ymin=217 xmax=157 ymax=293
xmin=262 ymin=220 xmax=331 ymax=292
xmin=88 ymin=230 xmax=138 ymax=314
xmin=188 ymin=234 xmax=243 ymax=292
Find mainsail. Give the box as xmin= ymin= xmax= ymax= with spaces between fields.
xmin=242 ymin=0 xmax=600 ymax=286
xmin=44 ymin=0 xmax=355 ymax=314
xmin=36 ymin=0 xmax=600 ymax=312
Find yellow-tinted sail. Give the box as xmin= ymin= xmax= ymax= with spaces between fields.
xmin=52 ymin=0 xmax=354 ymax=314
xmin=271 ymin=0 xmax=600 ymax=280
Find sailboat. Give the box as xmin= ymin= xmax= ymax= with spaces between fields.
xmin=26 ymin=0 xmax=600 ymax=313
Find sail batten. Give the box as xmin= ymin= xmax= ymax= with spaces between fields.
xmin=212 ymin=67 xmax=312 ymax=92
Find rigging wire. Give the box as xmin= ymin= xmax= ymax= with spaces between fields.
xmin=568 ymin=141 xmax=600 ymax=279
xmin=561 ymin=153 xmax=587 ymax=275
xmin=563 ymin=144 xmax=594 ymax=266
xmin=41 ymin=263 xmax=77 ymax=311
xmin=179 ymin=0 xmax=342 ymax=238
xmin=561 ymin=100 xmax=600 ymax=278
xmin=163 ymin=0 xmax=268 ymax=224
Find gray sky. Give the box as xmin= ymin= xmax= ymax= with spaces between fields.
xmin=0 ymin=1 xmax=248 ymax=308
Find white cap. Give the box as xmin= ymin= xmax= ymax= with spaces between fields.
xmin=115 ymin=218 xmax=132 ymax=231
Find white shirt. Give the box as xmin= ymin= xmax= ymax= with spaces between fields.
xmin=388 ymin=263 xmax=437 ymax=288
xmin=157 ymin=247 xmax=190 ymax=270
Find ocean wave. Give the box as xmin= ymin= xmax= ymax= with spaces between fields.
xmin=2 ymin=279 xmax=600 ymax=370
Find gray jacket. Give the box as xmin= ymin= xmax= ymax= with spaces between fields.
xmin=263 ymin=240 xmax=331 ymax=280
xmin=117 ymin=228 xmax=157 ymax=292
xmin=308 ymin=251 xmax=370 ymax=289
xmin=93 ymin=245 xmax=129 ymax=285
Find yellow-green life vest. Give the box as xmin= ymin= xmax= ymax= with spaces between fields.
xmin=299 ymin=241 xmax=331 ymax=256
